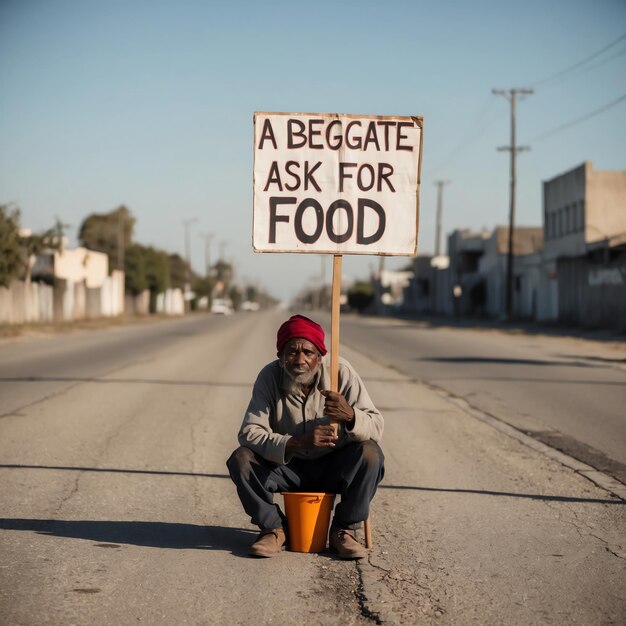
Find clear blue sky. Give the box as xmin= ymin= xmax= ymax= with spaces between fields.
xmin=1 ymin=0 xmax=624 ymax=302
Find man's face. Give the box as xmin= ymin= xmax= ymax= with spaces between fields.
xmin=279 ymin=338 xmax=322 ymax=386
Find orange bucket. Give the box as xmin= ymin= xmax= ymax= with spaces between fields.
xmin=282 ymin=492 xmax=336 ymax=553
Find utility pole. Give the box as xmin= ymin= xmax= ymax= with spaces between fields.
xmin=182 ymin=218 xmax=198 ymax=289
xmin=117 ymin=209 xmax=125 ymax=272
xmin=492 ymin=87 xmax=533 ymax=320
xmin=433 ymin=180 xmax=450 ymax=257
xmin=200 ymin=232 xmax=214 ymax=278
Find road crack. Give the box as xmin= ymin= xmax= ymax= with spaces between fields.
xmin=355 ymin=561 xmax=384 ymax=624
xmin=0 ymin=380 xmax=85 ymax=419
xmin=52 ymin=470 xmax=82 ymax=516
xmin=188 ymin=417 xmax=203 ymax=515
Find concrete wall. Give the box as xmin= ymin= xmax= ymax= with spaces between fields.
xmin=53 ymin=247 xmax=109 ymax=288
xmin=402 ymin=256 xmax=454 ymax=316
xmin=101 ymin=270 xmax=125 ymax=317
xmin=86 ymin=287 xmax=102 ymax=319
xmin=516 ymin=254 xmax=542 ymax=319
xmin=536 ymin=259 xmax=559 ymax=322
xmin=557 ymin=254 xmax=626 ymax=331
xmin=156 ymin=288 xmax=185 ymax=315
xmin=432 ymin=267 xmax=453 ymax=315
xmin=539 ymin=161 xmax=626 ymax=326
xmin=544 ymin=161 xmax=626 ymax=257
xmin=586 ymin=165 xmax=626 ymax=245
xmin=125 ymin=290 xmax=150 ymax=316
xmin=0 ymin=272 xmax=127 ymax=325
xmin=0 ymin=281 xmax=54 ymax=324
xmin=543 ymin=163 xmax=586 ymax=262
xmin=477 ymin=234 xmax=500 ymax=316
xmin=0 ymin=276 xmax=189 ymax=325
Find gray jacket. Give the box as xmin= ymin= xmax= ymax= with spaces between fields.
xmin=238 ymin=355 xmax=383 ymax=464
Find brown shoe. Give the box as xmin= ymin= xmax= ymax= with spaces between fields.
xmin=249 ymin=528 xmax=286 ymax=558
xmin=329 ymin=527 xmax=367 ymax=559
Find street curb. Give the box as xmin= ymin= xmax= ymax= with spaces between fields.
xmin=436 ymin=387 xmax=626 ymax=502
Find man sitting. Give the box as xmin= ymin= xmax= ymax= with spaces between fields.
xmin=227 ymin=314 xmax=384 ymax=558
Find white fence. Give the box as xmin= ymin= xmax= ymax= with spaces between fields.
xmin=0 ymin=281 xmax=54 ymax=325
xmin=156 ymin=288 xmax=185 ymax=316
xmin=0 ymin=273 xmax=185 ymax=325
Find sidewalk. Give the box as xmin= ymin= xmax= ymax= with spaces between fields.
xmin=341 ymin=342 xmax=626 ymax=624
xmin=388 ymin=311 xmax=626 ymax=345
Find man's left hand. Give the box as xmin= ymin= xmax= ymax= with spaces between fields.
xmin=320 ymin=390 xmax=355 ymax=423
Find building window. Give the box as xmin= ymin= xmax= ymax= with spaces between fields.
xmin=567 ymin=204 xmax=574 ymax=235
xmin=579 ymin=201 xmax=585 ymax=232
xmin=554 ymin=211 xmax=558 ymax=238
xmin=546 ymin=213 xmax=554 ymax=239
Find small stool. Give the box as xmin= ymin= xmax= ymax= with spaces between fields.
xmin=327 ymin=495 xmax=372 ymax=548
xmin=363 ymin=517 xmax=372 ymax=548
xmin=328 ymin=494 xmax=372 ymax=548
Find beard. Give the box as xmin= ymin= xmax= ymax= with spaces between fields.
xmin=281 ymin=362 xmax=320 ymax=394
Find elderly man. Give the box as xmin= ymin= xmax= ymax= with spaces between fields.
xmin=227 ymin=314 xmax=384 ymax=559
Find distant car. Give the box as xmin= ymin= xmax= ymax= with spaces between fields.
xmin=211 ymin=298 xmax=233 ymax=315
xmin=241 ymin=301 xmax=260 ymax=312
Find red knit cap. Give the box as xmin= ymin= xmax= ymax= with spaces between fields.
xmin=276 ymin=315 xmax=327 ymax=356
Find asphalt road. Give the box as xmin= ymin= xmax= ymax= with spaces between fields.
xmin=0 ymin=312 xmax=624 ymax=625
xmin=333 ymin=313 xmax=626 ymax=483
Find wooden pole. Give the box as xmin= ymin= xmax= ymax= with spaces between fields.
xmin=364 ymin=519 xmax=372 ymax=549
xmin=330 ymin=253 xmax=372 ymax=549
xmin=330 ymin=254 xmax=342 ymax=393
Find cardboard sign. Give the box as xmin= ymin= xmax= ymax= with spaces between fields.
xmin=253 ymin=112 xmax=423 ymax=255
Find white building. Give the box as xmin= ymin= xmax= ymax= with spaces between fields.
xmin=478 ymin=227 xmax=543 ymax=318
xmin=32 ymin=246 xmax=109 ymax=288
xmin=32 ymin=246 xmax=125 ymax=319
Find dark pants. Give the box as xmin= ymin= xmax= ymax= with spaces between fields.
xmin=226 ymin=441 xmax=385 ymax=532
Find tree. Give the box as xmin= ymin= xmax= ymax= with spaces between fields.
xmin=347 ymin=281 xmax=375 ymax=312
xmin=193 ymin=275 xmax=214 ymax=301
xmin=78 ymin=205 xmax=135 ymax=271
xmin=18 ymin=218 xmax=63 ymax=282
xmin=229 ymin=285 xmax=243 ymax=311
xmin=143 ymin=246 xmax=169 ymax=294
xmin=124 ymin=244 xmax=148 ymax=295
xmin=214 ymin=260 xmax=233 ymax=286
xmin=246 ymin=285 xmax=259 ymax=302
xmin=0 ymin=204 xmax=22 ymax=286
xmin=0 ymin=205 xmax=62 ymax=285
xmin=168 ymin=253 xmax=189 ymax=290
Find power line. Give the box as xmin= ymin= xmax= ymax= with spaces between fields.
xmin=531 ymin=32 xmax=626 ymax=87
xmin=429 ymin=115 xmax=505 ymax=174
xmin=427 ymin=34 xmax=625 ymax=178
xmin=427 ymin=99 xmax=505 ymax=175
xmin=533 ymin=93 xmax=626 ymax=142
xmin=576 ymin=45 xmax=626 ymax=76
xmin=537 ymin=45 xmax=626 ymax=91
